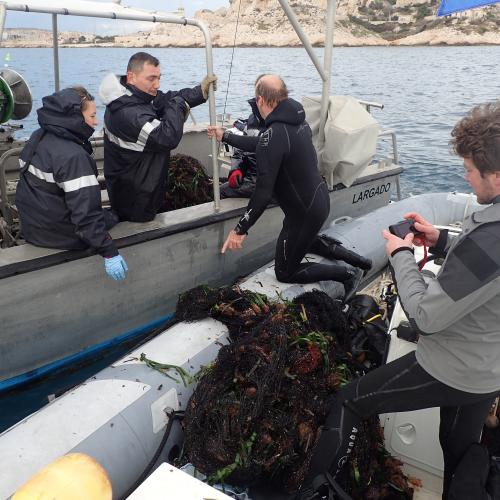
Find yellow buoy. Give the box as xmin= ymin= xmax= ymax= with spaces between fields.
xmin=13 ymin=453 xmax=112 ymax=500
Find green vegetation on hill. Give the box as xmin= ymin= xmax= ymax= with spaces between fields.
xmin=348 ymin=0 xmax=499 ymax=41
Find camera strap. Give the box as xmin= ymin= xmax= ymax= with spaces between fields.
xmin=418 ymin=236 xmax=428 ymax=271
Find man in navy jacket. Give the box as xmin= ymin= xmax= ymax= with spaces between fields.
xmin=99 ymin=51 xmax=216 ymax=222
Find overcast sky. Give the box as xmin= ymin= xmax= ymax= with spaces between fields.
xmin=5 ymin=1 xmax=229 ymax=34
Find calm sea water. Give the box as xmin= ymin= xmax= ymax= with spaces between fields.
xmin=3 ymin=45 xmax=499 ymax=197
xmin=1 ymin=45 xmax=498 ymax=432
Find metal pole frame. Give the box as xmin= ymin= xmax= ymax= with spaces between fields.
xmin=52 ymin=13 xmax=60 ymax=92
xmin=0 ymin=3 xmax=220 ymax=210
xmin=276 ymin=0 xmax=327 ymax=82
xmin=194 ymin=20 xmax=220 ymax=211
xmin=0 ymin=3 xmax=6 ymax=43
xmin=276 ymin=0 xmax=336 ymax=160
xmin=319 ymin=0 xmax=336 ymax=151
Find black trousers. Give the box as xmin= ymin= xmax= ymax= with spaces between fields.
xmin=306 ymin=351 xmax=497 ymax=499
xmin=274 ymin=183 xmax=351 ymax=284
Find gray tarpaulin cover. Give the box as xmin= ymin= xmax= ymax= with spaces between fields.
xmin=303 ymin=95 xmax=380 ymax=188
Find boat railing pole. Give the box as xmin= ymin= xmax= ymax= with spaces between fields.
xmin=191 ymin=19 xmax=220 ymax=213
xmin=377 ymin=129 xmax=399 ymax=164
xmin=276 ymin=0 xmax=327 ymax=83
xmin=52 ymin=14 xmax=60 ymax=92
xmin=0 ymin=4 xmax=219 ymax=209
xmin=318 ymin=0 xmax=336 ymax=184
xmin=277 ymin=0 xmax=336 ymax=184
xmin=0 ymin=3 xmax=6 ymax=43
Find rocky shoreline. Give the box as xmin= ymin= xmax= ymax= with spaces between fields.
xmin=2 ymin=0 xmax=499 ymax=48
xmin=4 ymin=31 xmax=500 ymax=48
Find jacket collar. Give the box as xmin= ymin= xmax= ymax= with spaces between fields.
xmin=472 ymin=199 xmax=500 ymax=223
xmin=99 ymin=73 xmax=153 ymax=107
xmin=121 ymin=76 xmax=155 ymax=104
xmin=247 ymin=98 xmax=265 ymax=125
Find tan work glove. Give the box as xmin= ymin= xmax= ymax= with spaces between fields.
xmin=201 ymin=74 xmax=217 ymax=100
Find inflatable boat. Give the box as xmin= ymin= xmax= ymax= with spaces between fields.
xmin=0 ymin=192 xmax=482 ymax=499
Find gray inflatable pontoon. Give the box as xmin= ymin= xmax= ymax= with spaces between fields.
xmin=0 ymin=192 xmax=481 ymax=499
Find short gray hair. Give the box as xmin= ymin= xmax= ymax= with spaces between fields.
xmin=127 ymin=52 xmax=159 ymax=73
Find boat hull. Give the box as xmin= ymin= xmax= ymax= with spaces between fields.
xmin=0 ymin=167 xmax=400 ymax=389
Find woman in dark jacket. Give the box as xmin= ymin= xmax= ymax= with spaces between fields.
xmin=16 ymin=86 xmax=128 ymax=280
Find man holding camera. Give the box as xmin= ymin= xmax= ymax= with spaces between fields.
xmin=297 ymin=102 xmax=500 ymax=500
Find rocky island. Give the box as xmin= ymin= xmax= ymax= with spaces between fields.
xmin=2 ymin=0 xmax=500 ymax=47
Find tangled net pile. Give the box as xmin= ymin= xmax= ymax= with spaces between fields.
xmin=179 ymin=285 xmax=415 ymax=499
xmin=164 ymin=154 xmax=213 ymax=210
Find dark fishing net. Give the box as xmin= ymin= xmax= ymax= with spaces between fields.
xmin=164 ymin=154 xmax=213 ymax=210
xmin=181 ymin=286 xmax=414 ymax=498
xmin=336 ymin=417 xmax=415 ymax=499
xmin=176 ymin=285 xmax=222 ymax=322
xmin=292 ymin=291 xmax=349 ymax=348
xmin=176 ymin=285 xmax=273 ymax=336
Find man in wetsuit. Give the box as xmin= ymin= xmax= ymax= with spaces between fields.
xmin=208 ymin=74 xmax=371 ymax=298
xmin=295 ymin=101 xmax=500 ymax=499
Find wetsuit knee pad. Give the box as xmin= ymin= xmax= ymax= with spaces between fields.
xmin=274 ymin=266 xmax=294 ymax=283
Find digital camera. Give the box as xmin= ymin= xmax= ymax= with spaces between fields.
xmin=388 ymin=218 xmax=421 ymax=239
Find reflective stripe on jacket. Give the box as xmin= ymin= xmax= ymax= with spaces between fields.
xmin=16 ymin=89 xmax=117 ymax=257
xmin=99 ymin=73 xmax=205 ymax=222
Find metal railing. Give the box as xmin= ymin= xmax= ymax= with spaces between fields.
xmin=0 ymin=1 xmax=220 ymax=210
xmin=358 ymin=99 xmax=385 ymax=114
xmin=378 ymin=129 xmax=399 ymax=165
xmin=0 ymin=1 xmax=359 ymax=214
xmin=0 ymin=146 xmax=22 ymax=227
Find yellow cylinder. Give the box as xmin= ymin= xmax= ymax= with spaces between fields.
xmin=13 ymin=453 xmax=112 ymax=500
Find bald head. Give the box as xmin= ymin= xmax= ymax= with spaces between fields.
xmin=255 ymin=74 xmax=288 ymax=109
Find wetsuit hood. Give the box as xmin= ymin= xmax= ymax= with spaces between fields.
xmin=37 ymin=88 xmax=94 ymax=144
xmin=265 ymin=98 xmax=305 ymax=127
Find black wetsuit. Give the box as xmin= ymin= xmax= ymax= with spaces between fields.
xmin=224 ymin=98 xmax=352 ymax=284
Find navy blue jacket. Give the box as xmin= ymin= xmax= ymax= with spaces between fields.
xmin=16 ymin=88 xmax=118 ymax=257
xmin=230 ymin=98 xmax=266 ymax=180
xmin=99 ymin=74 xmax=205 ymax=222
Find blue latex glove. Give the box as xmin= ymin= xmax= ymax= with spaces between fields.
xmin=104 ymin=255 xmax=128 ymax=281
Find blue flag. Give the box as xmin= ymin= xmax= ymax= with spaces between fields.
xmin=438 ymin=0 xmax=500 ymax=16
